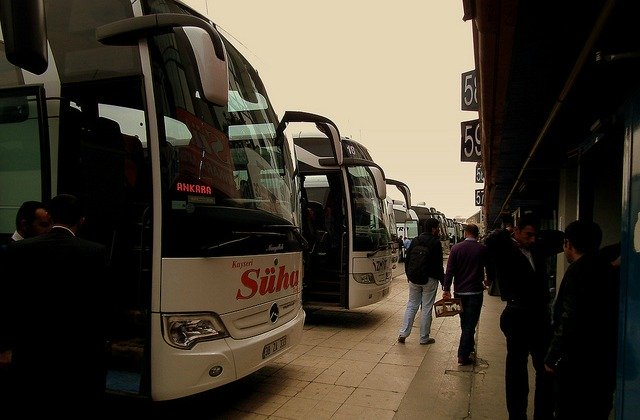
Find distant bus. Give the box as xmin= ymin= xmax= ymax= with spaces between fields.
xmin=446 ymin=218 xmax=465 ymax=244
xmin=411 ymin=203 xmax=450 ymax=254
xmin=385 ymin=182 xmax=412 ymax=278
xmin=0 ymin=0 xmax=315 ymax=401
xmin=393 ymin=200 xmax=419 ymax=251
xmin=294 ymin=127 xmax=409 ymax=309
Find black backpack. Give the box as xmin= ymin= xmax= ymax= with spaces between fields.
xmin=405 ymin=234 xmax=433 ymax=284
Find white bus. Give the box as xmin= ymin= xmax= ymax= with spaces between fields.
xmin=385 ymin=182 xmax=412 ymax=278
xmin=0 ymin=0 xmax=318 ymax=401
xmin=294 ymin=127 xmax=409 ymax=309
xmin=411 ymin=203 xmax=450 ymax=254
xmin=392 ymin=200 xmax=419 ymax=258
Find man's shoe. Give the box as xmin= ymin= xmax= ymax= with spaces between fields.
xmin=419 ymin=338 xmax=435 ymax=345
xmin=397 ymin=336 xmax=406 ymax=343
xmin=458 ymin=357 xmax=473 ymax=366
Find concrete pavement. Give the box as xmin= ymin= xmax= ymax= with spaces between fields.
xmin=394 ymin=271 xmax=516 ymax=419
xmin=142 ymin=264 xmax=538 ymax=419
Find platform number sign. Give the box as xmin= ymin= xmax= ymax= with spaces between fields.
xmin=461 ymin=119 xmax=481 ymax=162
xmin=475 ymin=162 xmax=484 ymax=183
xmin=475 ymin=189 xmax=485 ymax=206
xmin=461 ymin=70 xmax=478 ymax=111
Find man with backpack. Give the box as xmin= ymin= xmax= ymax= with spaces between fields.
xmin=398 ymin=217 xmax=444 ymax=345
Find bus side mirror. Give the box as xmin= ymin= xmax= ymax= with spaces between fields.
xmin=182 ymin=27 xmax=228 ymax=106
xmin=386 ymin=178 xmax=412 ymax=210
xmin=96 ymin=13 xmax=228 ymax=106
xmin=370 ymin=166 xmax=386 ymax=200
xmin=0 ymin=0 xmax=48 ymax=75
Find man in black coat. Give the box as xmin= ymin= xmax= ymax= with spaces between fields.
xmin=544 ymin=220 xmax=618 ymax=419
xmin=486 ymin=214 xmax=555 ymax=420
xmin=5 ymin=194 xmax=108 ymax=413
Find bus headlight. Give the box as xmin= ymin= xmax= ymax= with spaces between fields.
xmin=162 ymin=313 xmax=229 ymax=349
xmin=355 ymin=273 xmax=375 ymax=284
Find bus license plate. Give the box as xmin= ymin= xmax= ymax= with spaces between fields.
xmin=262 ymin=336 xmax=287 ymax=359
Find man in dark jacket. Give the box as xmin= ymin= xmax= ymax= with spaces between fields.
xmin=484 ymin=214 xmax=514 ymax=296
xmin=5 ymin=194 xmax=108 ymax=413
xmin=443 ymin=223 xmax=488 ymax=365
xmin=544 ymin=220 xmax=617 ymax=419
xmin=397 ymin=217 xmax=444 ymax=345
xmin=0 ymin=200 xmax=52 ymax=399
xmin=486 ymin=214 xmax=555 ymax=420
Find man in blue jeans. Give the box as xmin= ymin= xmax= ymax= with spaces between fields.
xmin=398 ymin=218 xmax=444 ymax=345
xmin=443 ymin=223 xmax=489 ymax=365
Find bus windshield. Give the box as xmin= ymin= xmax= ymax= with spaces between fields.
xmin=143 ymin=0 xmax=296 ymax=257
xmin=348 ymin=166 xmax=391 ymax=251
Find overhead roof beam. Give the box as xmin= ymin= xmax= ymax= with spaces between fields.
xmin=493 ymin=0 xmax=617 ymax=226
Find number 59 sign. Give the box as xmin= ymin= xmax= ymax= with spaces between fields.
xmin=461 ymin=119 xmax=481 ymax=162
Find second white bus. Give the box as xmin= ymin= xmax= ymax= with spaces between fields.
xmin=293 ymin=126 xmax=409 ymax=309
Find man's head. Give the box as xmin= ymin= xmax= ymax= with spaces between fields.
xmin=15 ymin=200 xmax=51 ymax=239
xmin=48 ymin=194 xmax=85 ymax=232
xmin=513 ymin=215 xmax=538 ymax=249
xmin=423 ymin=217 xmax=440 ymax=236
xmin=501 ymin=214 xmax=514 ymax=232
xmin=464 ymin=223 xmax=480 ymax=238
xmin=563 ymin=220 xmax=602 ymax=263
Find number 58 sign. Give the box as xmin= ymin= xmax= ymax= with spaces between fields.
xmin=461 ymin=119 xmax=481 ymax=162
xmin=461 ymin=70 xmax=478 ymax=111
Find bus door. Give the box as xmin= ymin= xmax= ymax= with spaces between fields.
xmin=276 ymin=111 xmax=347 ymax=307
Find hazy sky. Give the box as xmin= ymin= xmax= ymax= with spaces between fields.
xmin=187 ymin=1 xmax=479 ymax=219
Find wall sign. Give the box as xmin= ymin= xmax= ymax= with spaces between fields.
xmin=475 ymin=162 xmax=484 ymax=183
xmin=461 ymin=70 xmax=478 ymax=111
xmin=475 ymin=189 xmax=485 ymax=206
xmin=461 ymin=119 xmax=482 ymax=162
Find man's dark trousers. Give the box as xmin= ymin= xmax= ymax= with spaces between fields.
xmin=457 ymin=293 xmax=483 ymax=359
xmin=500 ymin=305 xmax=554 ymax=420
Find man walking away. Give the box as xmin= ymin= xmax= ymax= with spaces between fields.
xmin=443 ymin=223 xmax=488 ymax=365
xmin=397 ymin=218 xmax=444 ymax=345
xmin=544 ymin=220 xmax=618 ymax=419
xmin=483 ymin=214 xmax=514 ymax=297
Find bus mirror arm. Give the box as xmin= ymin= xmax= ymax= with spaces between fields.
xmin=96 ymin=14 xmax=225 ymax=60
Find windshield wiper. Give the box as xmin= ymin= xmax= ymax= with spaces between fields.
xmin=203 ymin=231 xmax=287 ymax=257
xmin=269 ymin=225 xmax=309 ymax=250
xmin=367 ymin=242 xmax=392 ymax=257
xmin=204 ymin=235 xmax=252 ymax=254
